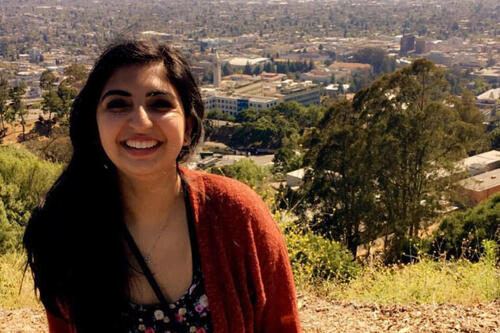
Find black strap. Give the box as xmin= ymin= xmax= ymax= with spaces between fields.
xmin=123 ymin=224 xmax=170 ymax=308
xmin=123 ymin=174 xmax=199 ymax=330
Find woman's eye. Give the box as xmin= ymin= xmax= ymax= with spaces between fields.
xmin=150 ymin=100 xmax=173 ymax=110
xmin=106 ymin=100 xmax=130 ymax=110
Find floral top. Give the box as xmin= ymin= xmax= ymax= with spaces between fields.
xmin=123 ymin=260 xmax=212 ymax=333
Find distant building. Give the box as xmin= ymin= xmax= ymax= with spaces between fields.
xmin=223 ymin=74 xmax=254 ymax=81
xmin=29 ymin=48 xmax=42 ymax=63
xmin=213 ymin=51 xmax=222 ymax=88
xmin=203 ymin=93 xmax=279 ymax=115
xmin=457 ymin=150 xmax=500 ymax=176
xmin=328 ymin=62 xmax=372 ymax=82
xmin=277 ymin=81 xmax=322 ymax=106
xmin=472 ymin=66 xmax=500 ymax=85
xmin=227 ymin=57 xmax=270 ymax=70
xmin=300 ymin=68 xmax=332 ymax=83
xmin=477 ymin=88 xmax=500 ymax=102
xmin=400 ymin=34 xmax=416 ymax=56
xmin=457 ymin=168 xmax=500 ymax=204
xmin=476 ymin=88 xmax=500 ymax=121
xmin=140 ymin=31 xmax=173 ymax=41
xmin=286 ymin=168 xmax=305 ymax=189
xmin=426 ymin=51 xmax=452 ymax=66
xmin=415 ymin=38 xmax=427 ymax=54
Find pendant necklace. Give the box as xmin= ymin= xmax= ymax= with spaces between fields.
xmin=142 ymin=218 xmax=170 ymax=264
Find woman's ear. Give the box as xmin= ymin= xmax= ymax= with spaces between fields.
xmin=183 ymin=116 xmax=193 ymax=146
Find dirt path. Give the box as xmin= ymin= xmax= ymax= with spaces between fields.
xmin=1 ymin=294 xmax=498 ymax=332
xmin=298 ymin=293 xmax=500 ymax=332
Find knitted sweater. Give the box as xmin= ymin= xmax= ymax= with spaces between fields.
xmin=46 ymin=167 xmax=301 ymax=332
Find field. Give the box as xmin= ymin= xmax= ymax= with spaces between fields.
xmin=1 ymin=251 xmax=498 ymax=332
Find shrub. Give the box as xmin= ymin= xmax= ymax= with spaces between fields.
xmin=0 ymin=145 xmax=62 ymax=253
xmin=431 ymin=194 xmax=500 ymax=260
xmin=208 ymin=158 xmax=269 ymax=189
xmin=276 ymin=211 xmax=361 ymax=284
xmin=327 ymin=246 xmax=499 ymax=304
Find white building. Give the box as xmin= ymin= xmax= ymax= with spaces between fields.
xmin=203 ymin=93 xmax=279 ymax=115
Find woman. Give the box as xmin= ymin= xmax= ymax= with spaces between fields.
xmin=23 ymin=40 xmax=301 ymax=333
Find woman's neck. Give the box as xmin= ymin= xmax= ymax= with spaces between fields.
xmin=118 ymin=167 xmax=182 ymax=231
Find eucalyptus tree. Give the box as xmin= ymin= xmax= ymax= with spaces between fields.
xmin=8 ymin=83 xmax=27 ymax=141
xmin=352 ymin=59 xmax=485 ymax=260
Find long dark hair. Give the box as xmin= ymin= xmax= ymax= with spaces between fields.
xmin=23 ymin=40 xmax=205 ymax=332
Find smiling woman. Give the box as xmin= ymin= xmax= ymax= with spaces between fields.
xmin=96 ymin=63 xmax=189 ymax=178
xmin=22 ymin=40 xmax=301 ymax=333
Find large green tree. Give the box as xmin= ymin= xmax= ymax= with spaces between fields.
xmin=301 ymin=59 xmax=486 ymax=261
xmin=352 ymin=59 xmax=485 ymax=260
xmin=300 ymin=99 xmax=382 ymax=256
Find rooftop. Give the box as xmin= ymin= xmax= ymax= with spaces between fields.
xmin=477 ymin=88 xmax=500 ymax=101
xmin=459 ymin=150 xmax=500 ymax=169
xmin=328 ymin=62 xmax=372 ymax=70
xmin=458 ymin=168 xmax=500 ymax=192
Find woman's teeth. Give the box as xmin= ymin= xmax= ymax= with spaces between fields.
xmin=124 ymin=140 xmax=160 ymax=149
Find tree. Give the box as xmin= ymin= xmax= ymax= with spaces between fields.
xmin=0 ymin=77 xmax=8 ymax=132
xmin=471 ymin=77 xmax=490 ymax=95
xmin=351 ymin=47 xmax=395 ymax=75
xmin=8 ymin=84 xmax=27 ymax=141
xmin=63 ymin=63 xmax=88 ymax=85
xmin=56 ymin=81 xmax=78 ymax=123
xmin=308 ymin=59 xmax=315 ymax=71
xmin=299 ymin=100 xmax=381 ymax=256
xmin=351 ymin=70 xmax=373 ymax=92
xmin=431 ymin=193 xmax=500 ymax=260
xmin=447 ymin=89 xmax=487 ymax=154
xmin=272 ymin=134 xmax=302 ymax=176
xmin=39 ymin=70 xmax=57 ymax=91
xmin=352 ymin=59 xmax=486 ymax=261
xmin=41 ymin=89 xmax=62 ymax=122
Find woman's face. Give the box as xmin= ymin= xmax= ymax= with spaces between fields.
xmin=96 ymin=62 xmax=190 ymax=179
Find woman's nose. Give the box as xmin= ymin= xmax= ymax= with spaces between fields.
xmin=128 ymin=105 xmax=153 ymax=130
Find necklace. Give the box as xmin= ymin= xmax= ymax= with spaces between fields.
xmin=142 ymin=218 xmax=170 ymax=264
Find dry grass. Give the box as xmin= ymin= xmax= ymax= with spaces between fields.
xmin=311 ymin=258 xmax=500 ymax=305
xmin=0 ymin=251 xmax=41 ymax=310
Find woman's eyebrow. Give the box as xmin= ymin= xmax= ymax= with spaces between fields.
xmin=100 ymin=89 xmax=131 ymax=101
xmin=146 ymin=90 xmax=176 ymax=99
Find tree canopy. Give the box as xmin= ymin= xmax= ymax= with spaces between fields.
xmin=299 ymin=59 xmax=487 ymax=261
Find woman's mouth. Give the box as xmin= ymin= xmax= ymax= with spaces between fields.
xmin=121 ymin=140 xmax=162 ymax=156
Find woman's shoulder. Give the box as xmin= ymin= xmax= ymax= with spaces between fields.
xmin=180 ymin=167 xmax=279 ymax=233
xmin=180 ymin=166 xmax=264 ymax=207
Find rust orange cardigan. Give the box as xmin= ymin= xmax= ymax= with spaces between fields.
xmin=46 ymin=167 xmax=301 ymax=332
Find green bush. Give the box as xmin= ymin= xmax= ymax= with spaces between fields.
xmin=0 ymin=145 xmax=62 ymax=253
xmin=276 ymin=211 xmax=361 ymax=283
xmin=431 ymin=194 xmax=500 ymax=260
xmin=207 ymin=158 xmax=270 ymax=191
